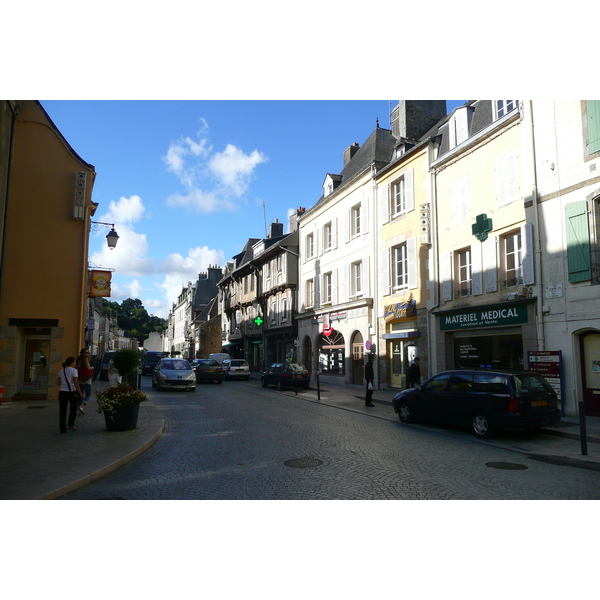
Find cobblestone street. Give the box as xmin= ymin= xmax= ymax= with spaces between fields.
xmin=59 ymin=378 xmax=600 ymax=500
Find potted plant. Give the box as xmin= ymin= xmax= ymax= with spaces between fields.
xmin=113 ymin=348 xmax=141 ymax=389
xmin=96 ymin=383 xmax=148 ymax=431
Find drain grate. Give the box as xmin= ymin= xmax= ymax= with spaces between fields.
xmin=284 ymin=458 xmax=323 ymax=468
xmin=485 ymin=462 xmax=528 ymax=470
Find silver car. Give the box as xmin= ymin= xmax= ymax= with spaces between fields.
xmin=222 ymin=359 xmax=250 ymax=380
xmin=152 ymin=358 xmax=196 ymax=391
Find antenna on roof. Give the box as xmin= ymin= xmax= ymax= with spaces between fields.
xmin=262 ymin=200 xmax=267 ymax=237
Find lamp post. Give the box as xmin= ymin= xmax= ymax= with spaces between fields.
xmin=90 ymin=221 xmax=120 ymax=249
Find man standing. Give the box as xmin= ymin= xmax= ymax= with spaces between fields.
xmin=407 ymin=357 xmax=421 ymax=388
xmin=365 ymin=354 xmax=375 ymax=407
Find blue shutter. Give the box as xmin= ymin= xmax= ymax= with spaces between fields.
xmin=565 ymin=201 xmax=591 ymax=283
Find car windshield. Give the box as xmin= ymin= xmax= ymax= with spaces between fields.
xmin=162 ymin=360 xmax=190 ymax=370
xmin=198 ymin=360 xmax=219 ymax=367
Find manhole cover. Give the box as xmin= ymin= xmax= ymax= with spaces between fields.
xmin=485 ymin=462 xmax=528 ymax=470
xmin=284 ymin=458 xmax=323 ymax=468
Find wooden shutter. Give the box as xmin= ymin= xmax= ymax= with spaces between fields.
xmin=363 ymin=256 xmax=370 ymax=297
xmin=565 ymin=201 xmax=591 ymax=282
xmin=407 ymin=237 xmax=418 ymax=289
xmin=442 ymin=252 xmax=453 ymax=301
xmin=522 ymin=222 xmax=535 ymax=285
xmin=588 ymin=100 xmax=600 ymax=155
xmin=496 ymin=149 xmax=518 ymax=207
xmin=381 ymin=185 xmax=390 ymax=225
xmin=381 ymin=247 xmax=391 ymax=296
xmin=405 ymin=169 xmax=415 ymax=213
xmin=471 ymin=242 xmax=483 ymax=295
xmin=485 ymin=235 xmax=498 ymax=292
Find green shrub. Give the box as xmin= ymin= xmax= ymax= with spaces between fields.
xmin=113 ymin=348 xmax=141 ymax=375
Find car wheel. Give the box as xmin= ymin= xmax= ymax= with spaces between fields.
xmin=261 ymin=378 xmax=268 ymax=388
xmin=471 ymin=412 xmax=494 ymax=438
xmin=151 ymin=378 xmax=156 ymax=389
xmin=397 ymin=402 xmax=414 ymax=423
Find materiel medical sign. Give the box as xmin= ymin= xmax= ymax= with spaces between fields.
xmin=89 ymin=270 xmax=112 ymax=297
xmin=439 ymin=305 xmax=528 ymax=330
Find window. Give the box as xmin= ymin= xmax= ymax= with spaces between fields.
xmin=270 ymin=300 xmax=277 ymax=324
xmin=281 ymin=297 xmax=288 ymax=322
xmin=266 ymin=262 xmax=271 ymax=282
xmin=306 ymin=233 xmax=314 ymax=259
xmin=392 ymin=243 xmax=409 ymax=291
xmin=323 ymin=272 xmax=332 ymax=303
xmin=448 ymin=108 xmax=470 ymax=149
xmin=306 ymin=279 xmax=314 ymax=308
xmin=277 ymin=254 xmax=283 ymax=272
xmin=457 ymin=248 xmax=472 ymax=297
xmin=496 ymin=100 xmax=517 ymax=119
xmin=566 ymin=201 xmax=592 ymax=283
xmin=503 ymin=230 xmax=523 ymax=287
xmin=244 ymin=276 xmax=248 ymax=294
xmin=351 ymin=204 xmax=361 ymax=237
xmin=324 ymin=222 xmax=332 ymax=251
xmin=392 ymin=177 xmax=407 ymax=217
xmin=352 ymin=261 xmax=362 ymax=296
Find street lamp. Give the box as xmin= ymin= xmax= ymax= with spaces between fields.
xmin=91 ymin=221 xmax=120 ymax=249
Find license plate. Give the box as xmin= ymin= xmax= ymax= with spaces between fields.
xmin=294 ymin=374 xmax=303 ymax=378
xmin=532 ymin=400 xmax=548 ymax=407
xmin=206 ymin=369 xmax=214 ymax=373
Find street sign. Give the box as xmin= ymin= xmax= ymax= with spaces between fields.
xmin=365 ymin=340 xmax=371 ymax=351
xmin=528 ymin=350 xmax=564 ymax=415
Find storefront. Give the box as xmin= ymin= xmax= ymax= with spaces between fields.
xmin=382 ymin=299 xmax=421 ymax=389
xmin=435 ymin=300 xmax=537 ymax=371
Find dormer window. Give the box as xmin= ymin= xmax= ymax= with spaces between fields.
xmin=495 ymin=100 xmax=517 ymax=120
xmin=448 ymin=107 xmax=472 ymax=149
xmin=323 ymin=174 xmax=341 ymax=198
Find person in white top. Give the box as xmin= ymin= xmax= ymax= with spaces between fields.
xmin=57 ymin=356 xmax=84 ymax=433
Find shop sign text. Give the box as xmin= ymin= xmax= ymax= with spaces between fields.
xmin=440 ymin=305 xmax=527 ymax=330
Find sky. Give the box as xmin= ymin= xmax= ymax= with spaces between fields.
xmin=43 ymin=99 xmax=466 ymax=319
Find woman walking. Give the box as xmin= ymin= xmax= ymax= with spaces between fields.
xmin=57 ymin=357 xmax=84 ymax=433
xmin=75 ymin=348 xmax=94 ymax=415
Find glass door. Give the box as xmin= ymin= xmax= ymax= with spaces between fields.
xmin=21 ymin=337 xmax=51 ymax=394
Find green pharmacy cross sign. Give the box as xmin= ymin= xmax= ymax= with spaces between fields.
xmin=472 ymin=213 xmax=492 ymax=241
xmin=254 ymin=316 xmax=263 ymax=326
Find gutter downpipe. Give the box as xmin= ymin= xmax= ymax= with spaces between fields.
xmin=526 ymin=100 xmax=545 ymax=351
xmin=427 ymin=140 xmax=441 ymax=375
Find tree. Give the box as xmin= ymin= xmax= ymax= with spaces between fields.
xmin=102 ymin=298 xmax=167 ymax=345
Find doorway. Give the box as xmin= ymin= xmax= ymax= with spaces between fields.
xmin=351 ymin=331 xmax=364 ymax=384
xmin=580 ymin=331 xmax=600 ymax=416
xmin=19 ymin=334 xmax=51 ymax=395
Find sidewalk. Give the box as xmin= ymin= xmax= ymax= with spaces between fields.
xmin=263 ymin=374 xmax=600 ymax=472
xmin=0 ymin=379 xmax=164 ymax=500
xmin=2 ymin=375 xmax=599 ymax=500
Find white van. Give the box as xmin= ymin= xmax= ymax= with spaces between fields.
xmin=208 ymin=353 xmax=230 ymax=364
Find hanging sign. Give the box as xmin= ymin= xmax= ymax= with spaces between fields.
xmin=89 ymin=270 xmax=112 ymax=297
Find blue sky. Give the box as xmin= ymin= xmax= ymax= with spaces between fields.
xmin=43 ymin=100 xmax=466 ymax=319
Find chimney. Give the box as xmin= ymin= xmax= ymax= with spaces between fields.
xmin=344 ymin=142 xmax=360 ymax=167
xmin=391 ymin=101 xmax=447 ymax=140
xmin=269 ymin=219 xmax=284 ymax=238
xmin=289 ymin=207 xmax=306 ymax=232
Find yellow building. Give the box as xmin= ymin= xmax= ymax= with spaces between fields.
xmin=0 ymin=101 xmax=97 ymax=400
xmin=376 ymin=140 xmax=431 ymax=388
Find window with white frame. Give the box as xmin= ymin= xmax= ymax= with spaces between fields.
xmin=281 ymin=297 xmax=288 ymax=322
xmin=266 ymin=262 xmax=271 ymax=282
xmin=496 ymin=100 xmax=517 ymax=119
xmin=351 ymin=204 xmax=361 ymax=237
xmin=456 ymin=248 xmax=472 ymax=297
xmin=306 ymin=233 xmax=314 ymax=259
xmin=503 ymin=230 xmax=523 ymax=287
xmin=323 ymin=272 xmax=332 ymax=303
xmin=306 ymin=279 xmax=314 ymax=308
xmin=244 ymin=276 xmax=248 ymax=294
xmin=324 ymin=222 xmax=332 ymax=251
xmin=392 ymin=176 xmax=407 ymax=217
xmin=277 ymin=254 xmax=283 ymax=272
xmin=270 ymin=299 xmax=277 ymax=324
xmin=392 ymin=243 xmax=409 ymax=291
xmin=351 ymin=261 xmax=362 ymax=296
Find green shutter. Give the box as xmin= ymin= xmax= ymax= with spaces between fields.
xmin=588 ymin=100 xmax=600 ymax=155
xmin=565 ymin=201 xmax=591 ymax=283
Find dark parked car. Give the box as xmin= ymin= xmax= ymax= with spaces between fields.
xmin=152 ymin=358 xmax=196 ymax=391
xmin=193 ymin=359 xmax=223 ymax=384
xmin=261 ymin=363 xmax=310 ymax=390
xmin=142 ymin=351 xmax=167 ymax=375
xmin=392 ymin=368 xmax=561 ymax=439
xmin=99 ymin=351 xmax=115 ymax=381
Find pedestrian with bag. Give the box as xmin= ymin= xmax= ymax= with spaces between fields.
xmin=57 ymin=356 xmax=84 ymax=433
xmin=75 ymin=347 xmax=94 ymax=415
xmin=364 ymin=353 xmax=375 ymax=407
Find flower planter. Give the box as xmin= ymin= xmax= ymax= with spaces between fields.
xmin=104 ymin=402 xmax=140 ymax=431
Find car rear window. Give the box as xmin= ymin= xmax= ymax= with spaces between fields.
xmin=199 ymin=360 xmax=219 ymax=366
xmin=231 ymin=360 xmax=247 ymax=366
xmin=514 ymin=373 xmax=554 ymax=395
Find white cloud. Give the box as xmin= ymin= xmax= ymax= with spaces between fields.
xmin=162 ymin=121 xmax=267 ymax=213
